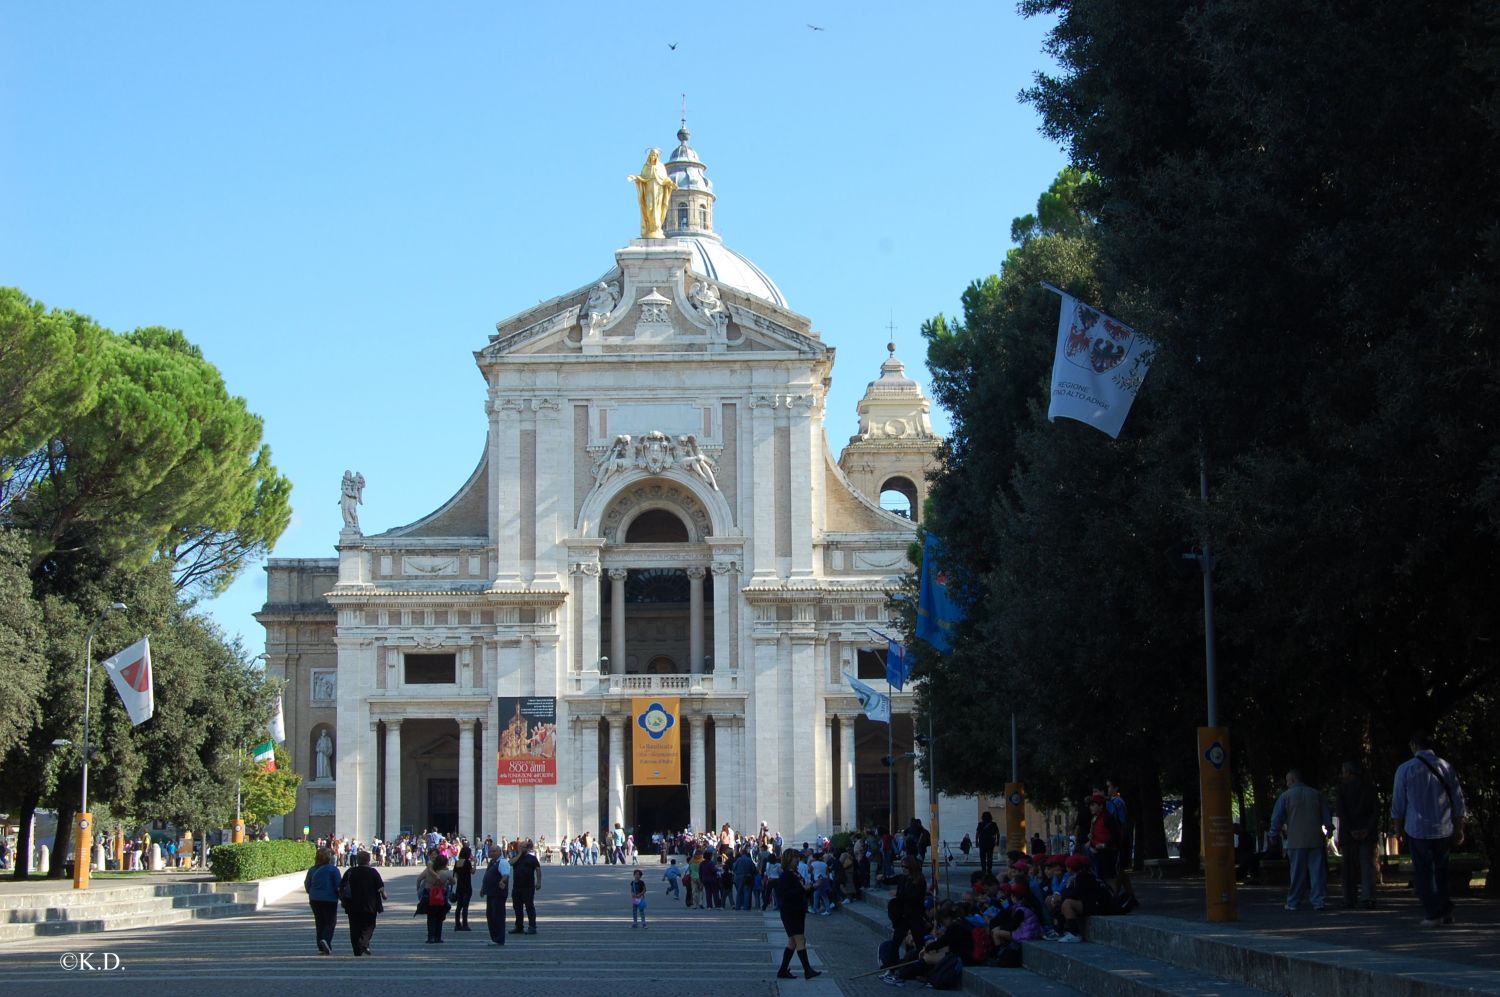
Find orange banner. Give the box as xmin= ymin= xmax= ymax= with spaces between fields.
xmin=1198 ymin=726 xmax=1238 ymax=922
xmin=631 ymin=697 xmax=681 ymax=785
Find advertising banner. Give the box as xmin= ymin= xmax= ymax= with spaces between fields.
xmin=496 ymin=696 xmax=557 ymax=786
xmin=631 ymin=697 xmax=681 ymax=785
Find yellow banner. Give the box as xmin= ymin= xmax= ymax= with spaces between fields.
xmin=631 ymin=697 xmax=681 ymax=785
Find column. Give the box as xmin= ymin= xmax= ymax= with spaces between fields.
xmin=493 ymin=399 xmax=523 ymax=583
xmin=609 ymin=569 xmax=627 ymax=674
xmin=383 ymin=720 xmax=402 ymax=839
xmin=748 ymin=395 xmax=777 ymax=581
xmin=608 ymin=714 xmax=625 ymax=829
xmin=788 ymin=395 xmax=816 ymax=577
xmin=789 ymin=635 xmax=818 ymax=840
xmin=368 ymin=719 xmax=380 ymax=840
xmin=481 ymin=716 xmax=497 ymax=841
xmin=579 ymin=716 xmax=600 ymax=837
xmin=711 ymin=560 xmax=734 ymax=673
xmin=689 ymin=713 xmax=707 ymax=833
xmin=840 ymin=716 xmax=857 ymax=832
xmin=458 ymin=719 xmax=475 ymax=841
xmin=687 ymin=567 xmax=705 ymax=674
xmin=823 ymin=715 xmax=836 ymax=832
xmin=713 ymin=715 xmax=732 ymax=829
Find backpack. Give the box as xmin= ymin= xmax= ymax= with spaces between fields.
xmin=968 ymin=924 xmax=993 ymax=965
xmin=878 ymin=939 xmax=900 ymax=967
xmin=927 ymin=953 xmax=964 ymax=990
xmin=427 ymin=881 xmax=449 ymax=908
xmin=990 ymin=941 xmax=1023 ymax=969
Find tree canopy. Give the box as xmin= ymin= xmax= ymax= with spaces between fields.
xmin=917 ymin=1 xmax=1499 ymax=874
xmin=0 ymin=288 xmax=295 ymax=875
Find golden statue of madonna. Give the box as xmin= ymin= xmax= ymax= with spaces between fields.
xmin=628 ymin=148 xmax=676 ymax=239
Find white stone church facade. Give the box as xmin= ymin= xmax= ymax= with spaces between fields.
xmin=258 ymin=126 xmax=954 ymax=846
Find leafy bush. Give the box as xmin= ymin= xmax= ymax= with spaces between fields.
xmin=829 ymin=832 xmax=854 ymax=853
xmin=209 ymin=840 xmax=317 ymax=881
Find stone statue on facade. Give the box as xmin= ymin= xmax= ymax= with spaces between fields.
xmin=315 ymin=730 xmax=334 ymax=781
xmin=689 ymin=279 xmax=729 ymax=336
xmin=593 ymin=434 xmax=633 ymax=481
xmin=583 ymin=281 xmax=619 ymax=336
xmin=676 ymin=434 xmax=719 ymax=490
xmin=339 ymin=470 xmax=365 ymax=531
xmin=628 ymin=149 xmax=675 ymax=239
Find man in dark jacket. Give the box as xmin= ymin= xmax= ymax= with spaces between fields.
xmin=1336 ymin=761 xmax=1379 ymax=908
xmin=511 ymin=840 xmax=542 ymax=933
xmin=976 ymin=812 xmax=1001 ymax=875
xmin=479 ymin=844 xmax=510 ymax=944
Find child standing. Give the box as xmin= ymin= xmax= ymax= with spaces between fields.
xmin=630 ymin=869 xmax=648 ymax=928
xmin=663 ymin=859 xmax=682 ymax=898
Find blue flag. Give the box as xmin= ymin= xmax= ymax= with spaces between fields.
xmin=916 ymin=533 xmax=962 ymax=653
xmin=885 ymin=637 xmax=910 ymax=692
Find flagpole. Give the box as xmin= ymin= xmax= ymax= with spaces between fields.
xmin=75 ymin=601 xmax=125 ymax=891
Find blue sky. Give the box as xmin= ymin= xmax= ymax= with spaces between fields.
xmin=2 ymin=2 xmax=1066 ymax=647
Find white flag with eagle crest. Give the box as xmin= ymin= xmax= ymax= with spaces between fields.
xmin=1047 ymin=290 xmax=1155 ymax=439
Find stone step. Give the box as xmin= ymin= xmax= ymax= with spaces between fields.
xmin=0 ymin=878 xmax=221 ymax=911
xmin=1087 ymin=913 xmax=1500 ymax=997
xmin=4 ymin=889 xmax=242 ymax=924
xmin=0 ymin=900 xmax=259 ymax=942
xmin=1021 ymin=936 xmax=1274 ymax=997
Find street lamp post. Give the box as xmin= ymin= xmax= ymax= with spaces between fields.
xmin=75 ymin=601 xmax=125 ymax=890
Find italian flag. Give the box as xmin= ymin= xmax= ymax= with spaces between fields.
xmin=252 ymin=740 xmax=276 ymax=771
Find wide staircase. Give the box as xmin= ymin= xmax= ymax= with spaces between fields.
xmin=845 ymin=884 xmax=1500 ymax=997
xmin=0 ymin=879 xmax=259 ymax=942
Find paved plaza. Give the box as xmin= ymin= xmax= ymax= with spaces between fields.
xmin=0 ymin=864 xmax=886 ymax=997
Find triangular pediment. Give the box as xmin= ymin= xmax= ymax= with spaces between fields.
xmin=478 ymin=243 xmax=826 ymax=364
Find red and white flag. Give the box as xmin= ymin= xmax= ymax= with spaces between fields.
xmin=1047 ymin=290 xmax=1156 ymax=439
xmin=102 ymin=636 xmax=154 ymax=726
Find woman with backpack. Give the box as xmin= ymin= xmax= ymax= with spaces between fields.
xmin=416 ymin=854 xmax=454 ymax=943
xmin=884 ymin=857 xmax=928 ymax=969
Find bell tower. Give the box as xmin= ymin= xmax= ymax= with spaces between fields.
xmin=838 ymin=342 xmax=941 ymax=522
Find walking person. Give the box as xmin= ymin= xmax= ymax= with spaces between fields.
xmin=340 ymin=850 xmax=387 ymax=957
xmin=976 ymin=811 xmax=1000 ymax=875
xmin=451 ymin=843 xmax=475 ymax=930
xmin=1391 ymin=733 xmax=1467 ymax=927
xmin=1335 ymin=761 xmax=1379 ymax=909
xmin=773 ymin=849 xmax=821 ymax=981
xmin=1269 ymin=769 xmax=1333 ymax=911
xmin=511 ymin=840 xmax=542 ymax=934
xmin=630 ymin=868 xmax=648 ymax=928
xmin=417 ymin=854 xmax=454 ymax=943
xmin=303 ymin=846 xmax=342 ymax=954
xmin=479 ymin=844 xmax=510 ymax=946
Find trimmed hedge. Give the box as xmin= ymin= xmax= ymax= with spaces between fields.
xmin=209 ymin=840 xmax=317 ymax=881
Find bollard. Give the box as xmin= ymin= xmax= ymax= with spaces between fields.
xmin=149 ymin=843 xmax=163 ymax=871
xmin=38 ymin=844 xmax=50 ymax=874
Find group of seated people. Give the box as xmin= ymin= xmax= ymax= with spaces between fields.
xmin=879 ymin=841 xmax=1140 ymax=988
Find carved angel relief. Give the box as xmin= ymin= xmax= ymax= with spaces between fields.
xmin=590 ymin=431 xmax=720 ymax=490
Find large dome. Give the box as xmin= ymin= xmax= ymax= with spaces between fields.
xmin=659 ymin=123 xmax=788 ymax=309
xmin=676 ymin=235 xmax=787 ymax=309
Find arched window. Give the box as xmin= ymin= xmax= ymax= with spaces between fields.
xmin=879 ymin=476 xmax=918 ymax=520
xmin=624 ymin=508 xmax=690 ymax=542
xmin=698 ymin=204 xmax=708 ymax=228
xmin=677 ymin=203 xmax=689 ymax=229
